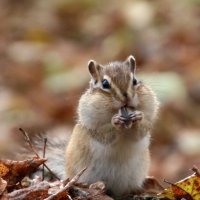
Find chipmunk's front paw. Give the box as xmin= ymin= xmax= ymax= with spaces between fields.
xmin=111 ymin=114 xmax=132 ymax=129
xmin=128 ymin=111 xmax=143 ymax=124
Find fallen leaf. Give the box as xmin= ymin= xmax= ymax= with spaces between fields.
xmin=45 ymin=168 xmax=86 ymax=200
xmin=159 ymin=182 xmax=193 ymax=200
xmin=88 ymin=181 xmax=113 ymax=200
xmin=158 ymin=167 xmax=200 ymax=200
xmin=89 ymin=181 xmax=106 ymax=192
xmin=0 ymin=158 xmax=46 ymax=187
xmin=143 ymin=176 xmax=164 ymax=194
xmin=0 ymin=177 xmax=7 ymax=195
xmin=8 ymin=181 xmax=50 ymax=200
xmin=0 ymin=163 xmax=9 ymax=177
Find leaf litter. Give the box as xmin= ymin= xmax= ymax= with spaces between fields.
xmin=0 ymin=128 xmax=199 ymax=200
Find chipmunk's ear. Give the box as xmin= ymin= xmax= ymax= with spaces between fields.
xmin=124 ymin=55 xmax=136 ymax=74
xmin=88 ymin=60 xmax=102 ymax=83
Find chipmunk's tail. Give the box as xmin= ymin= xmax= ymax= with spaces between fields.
xmin=39 ymin=133 xmax=68 ymax=179
xmin=19 ymin=131 xmax=70 ymax=180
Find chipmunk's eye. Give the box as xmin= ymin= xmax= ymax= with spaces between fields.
xmin=133 ymin=78 xmax=137 ymax=86
xmin=102 ymin=79 xmax=110 ymax=89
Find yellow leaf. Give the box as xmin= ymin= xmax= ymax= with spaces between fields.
xmin=158 ymin=167 xmax=200 ymax=200
xmin=0 ymin=163 xmax=9 ymax=177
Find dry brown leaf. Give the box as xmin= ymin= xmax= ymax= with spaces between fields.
xmin=89 ymin=181 xmax=106 ymax=192
xmin=0 ymin=177 xmax=7 ymax=195
xmin=8 ymin=181 xmax=50 ymax=200
xmin=0 ymin=158 xmax=46 ymax=187
xmin=143 ymin=176 xmax=164 ymax=194
xmin=47 ymin=191 xmax=69 ymax=200
xmin=88 ymin=181 xmax=113 ymax=200
xmin=45 ymin=168 xmax=86 ymax=200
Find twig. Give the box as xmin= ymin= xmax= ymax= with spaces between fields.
xmin=163 ymin=179 xmax=172 ymax=185
xmin=67 ymin=194 xmax=73 ymax=200
xmin=19 ymin=128 xmax=60 ymax=181
xmin=42 ymin=137 xmax=47 ymax=181
xmin=44 ymin=168 xmax=87 ymax=200
xmin=191 ymin=166 xmax=200 ymax=176
xmin=43 ymin=164 xmax=60 ymax=181
xmin=19 ymin=128 xmax=40 ymax=158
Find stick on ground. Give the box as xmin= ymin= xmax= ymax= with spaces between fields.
xmin=44 ymin=168 xmax=87 ymax=200
xmin=42 ymin=137 xmax=47 ymax=181
xmin=19 ymin=128 xmax=60 ymax=181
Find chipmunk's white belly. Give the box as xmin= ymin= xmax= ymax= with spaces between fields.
xmin=79 ymin=135 xmax=150 ymax=196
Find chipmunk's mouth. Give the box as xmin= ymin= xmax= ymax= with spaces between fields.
xmin=123 ymin=105 xmax=135 ymax=110
xmin=121 ymin=105 xmax=136 ymax=114
xmin=120 ymin=93 xmax=138 ymax=110
xmin=112 ymin=96 xmax=137 ymax=111
xmin=113 ymin=100 xmax=136 ymax=111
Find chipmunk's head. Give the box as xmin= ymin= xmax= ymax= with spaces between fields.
xmin=88 ymin=55 xmax=140 ymax=110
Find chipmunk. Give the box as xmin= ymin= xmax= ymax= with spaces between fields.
xmin=27 ymin=55 xmax=159 ymax=196
xmin=64 ymin=55 xmax=159 ymax=196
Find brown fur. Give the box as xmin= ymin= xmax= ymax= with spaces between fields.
xmin=104 ymin=62 xmax=131 ymax=93
xmin=66 ymin=124 xmax=92 ymax=178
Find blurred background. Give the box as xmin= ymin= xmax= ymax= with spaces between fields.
xmin=0 ymin=0 xmax=200 ymax=187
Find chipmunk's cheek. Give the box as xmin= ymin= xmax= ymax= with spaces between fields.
xmin=110 ymin=97 xmax=123 ymax=110
xmin=129 ymin=93 xmax=139 ymax=108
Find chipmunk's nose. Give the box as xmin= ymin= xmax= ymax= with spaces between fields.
xmin=122 ymin=92 xmax=129 ymax=106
